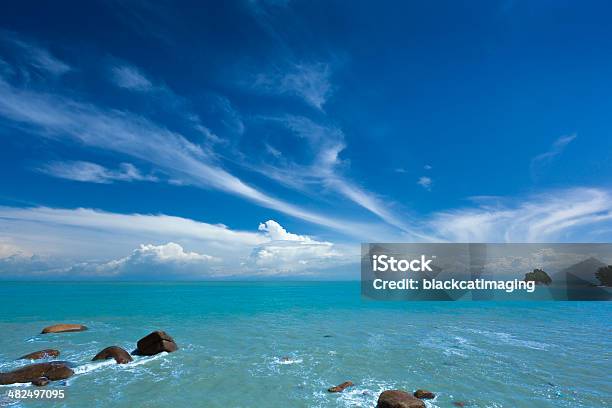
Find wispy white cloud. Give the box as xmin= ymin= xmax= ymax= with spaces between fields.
xmin=110 ymin=64 xmax=153 ymax=91
xmin=0 ymin=206 xmax=265 ymax=259
xmin=109 ymin=61 xmax=227 ymax=146
xmin=3 ymin=185 xmax=612 ymax=278
xmin=427 ymin=188 xmax=612 ymax=242
xmin=2 ymin=33 xmax=71 ymax=76
xmin=417 ymin=176 xmax=432 ymax=190
xmin=0 ymin=57 xmax=13 ymax=77
xmin=254 ymin=62 xmax=333 ymax=110
xmin=209 ymin=94 xmax=245 ymax=136
xmin=248 ymin=115 xmax=416 ymax=235
xmin=0 ymin=207 xmax=352 ymax=278
xmin=265 ymin=143 xmax=282 ymax=158
xmin=38 ymin=161 xmax=157 ymax=184
xmin=531 ymin=134 xmax=576 ymax=178
xmin=0 ymin=77 xmax=368 ymax=237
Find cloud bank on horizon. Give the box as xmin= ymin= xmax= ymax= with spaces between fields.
xmin=1 ymin=1 xmax=612 ymax=279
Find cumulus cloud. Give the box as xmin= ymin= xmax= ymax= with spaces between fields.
xmin=258 ymin=219 xmax=312 ymax=241
xmin=0 ymin=207 xmax=352 ymax=278
xmin=254 ymin=62 xmax=333 ymax=110
xmin=250 ymin=220 xmax=348 ymax=275
xmin=248 ymin=240 xmax=342 ymax=275
xmin=64 ymin=242 xmax=219 ymax=279
xmin=38 ymin=161 xmax=158 ymax=184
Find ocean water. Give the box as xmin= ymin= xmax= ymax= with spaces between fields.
xmin=0 ymin=282 xmax=610 ymax=408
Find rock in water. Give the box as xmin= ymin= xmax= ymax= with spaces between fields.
xmin=92 ymin=346 xmax=133 ymax=364
xmin=328 ymin=381 xmax=354 ymax=392
xmin=136 ymin=331 xmax=178 ymax=355
xmin=413 ymin=389 xmax=435 ymax=399
xmin=0 ymin=362 xmax=73 ymax=385
xmin=18 ymin=349 xmax=60 ymax=360
xmin=32 ymin=377 xmax=50 ymax=386
xmin=377 ymin=390 xmax=426 ymax=408
xmin=41 ymin=324 xmax=87 ymax=334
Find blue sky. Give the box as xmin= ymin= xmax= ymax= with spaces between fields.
xmin=1 ymin=0 xmax=612 ymax=279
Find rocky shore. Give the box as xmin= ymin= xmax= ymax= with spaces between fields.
xmin=4 ymin=324 xmax=454 ymax=406
xmin=0 ymin=324 xmax=177 ymax=386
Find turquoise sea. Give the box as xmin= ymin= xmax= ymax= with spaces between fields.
xmin=0 ymin=282 xmax=610 ymax=408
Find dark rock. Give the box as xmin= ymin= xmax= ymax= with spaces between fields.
xmin=413 ymin=389 xmax=435 ymax=399
xmin=18 ymin=349 xmax=60 ymax=360
xmin=41 ymin=324 xmax=87 ymax=334
xmin=0 ymin=362 xmax=73 ymax=385
xmin=32 ymin=377 xmax=49 ymax=386
xmin=92 ymin=346 xmax=133 ymax=364
xmin=281 ymin=356 xmax=291 ymax=362
xmin=377 ymin=390 xmax=425 ymax=408
xmin=136 ymin=331 xmax=177 ymax=355
xmin=328 ymin=381 xmax=353 ymax=393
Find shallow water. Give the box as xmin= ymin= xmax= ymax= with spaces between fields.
xmin=0 ymin=282 xmax=610 ymax=407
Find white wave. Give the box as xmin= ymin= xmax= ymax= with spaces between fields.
xmin=467 ymin=329 xmax=550 ymax=350
xmin=72 ymin=359 xmax=116 ymax=375
xmin=129 ymin=352 xmax=167 ymax=367
xmin=272 ymin=356 xmax=303 ymax=365
xmin=0 ymin=382 xmax=31 ymax=388
xmin=72 ymin=351 xmax=168 ymax=374
xmin=334 ymin=384 xmax=441 ymax=408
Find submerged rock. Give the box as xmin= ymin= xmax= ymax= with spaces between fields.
xmin=0 ymin=362 xmax=73 ymax=385
xmin=328 ymin=381 xmax=353 ymax=392
xmin=92 ymin=346 xmax=133 ymax=364
xmin=453 ymin=402 xmax=466 ymax=407
xmin=136 ymin=331 xmax=178 ymax=355
xmin=32 ymin=377 xmax=50 ymax=386
xmin=18 ymin=349 xmax=60 ymax=360
xmin=413 ymin=389 xmax=435 ymax=399
xmin=377 ymin=390 xmax=425 ymax=408
xmin=41 ymin=324 xmax=87 ymax=334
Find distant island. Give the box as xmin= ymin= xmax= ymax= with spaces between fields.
xmin=524 ymin=268 xmax=552 ymax=285
xmin=596 ymin=265 xmax=612 ymax=286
